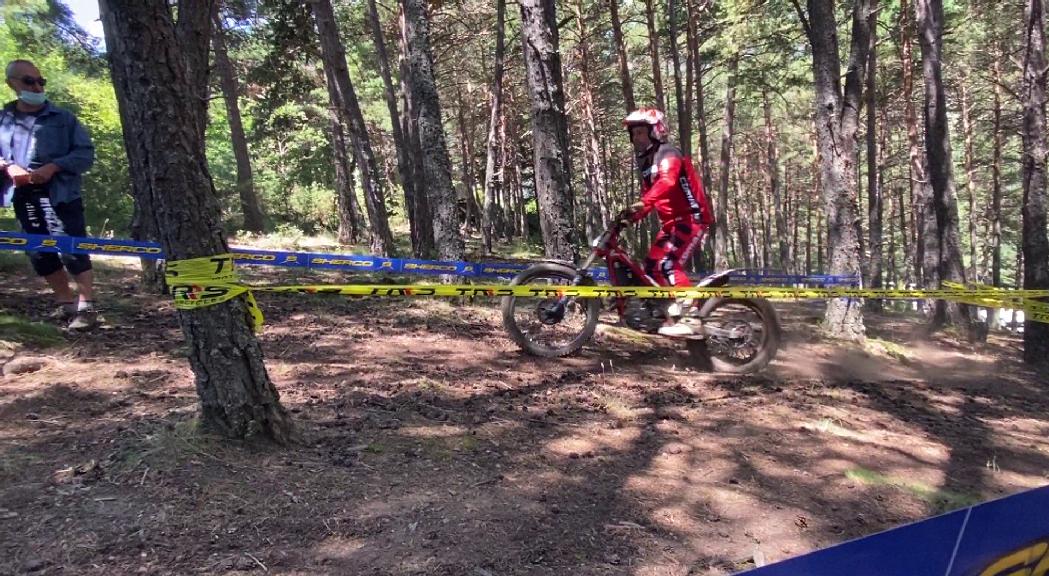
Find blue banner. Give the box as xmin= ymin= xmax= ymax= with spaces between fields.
xmin=736 ymin=485 xmax=1049 ymax=576
xmin=0 ymin=230 xmax=859 ymax=286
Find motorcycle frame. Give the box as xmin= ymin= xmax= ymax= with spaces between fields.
xmin=578 ymin=221 xmax=710 ymax=319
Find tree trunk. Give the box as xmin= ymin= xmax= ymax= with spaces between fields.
xmin=689 ymin=0 xmax=713 ymax=192
xmin=668 ymin=0 xmax=690 ymax=154
xmin=764 ymin=91 xmax=788 ymax=270
xmin=326 ymin=101 xmax=363 ymax=244
xmin=643 ymin=0 xmax=667 ymax=113
xmin=482 ymin=0 xmax=507 ymax=254
xmin=118 ymin=0 xmax=211 ymax=293
xmin=797 ymin=0 xmax=870 ymax=341
xmin=401 ymin=0 xmax=464 ymax=262
xmin=212 ymin=12 xmax=266 ymax=233
xmin=1021 ymin=0 xmax=1049 ymax=362
xmin=865 ymin=1 xmax=882 ymax=303
xmin=398 ymin=12 xmax=436 ymax=258
xmin=366 ymin=0 xmax=426 ymax=256
xmin=99 ymin=0 xmax=294 ymax=443
xmin=714 ymin=55 xmax=738 ymax=271
xmin=519 ymin=0 xmax=576 ymax=260
xmin=575 ymin=0 xmax=608 ymax=241
xmin=991 ymin=56 xmax=1004 ymax=288
xmin=608 ymin=0 xmax=636 ymax=112
xmin=114 ymin=62 xmax=163 ymax=292
xmin=455 ymin=86 xmax=482 ymax=233
xmin=916 ymin=0 xmax=974 ymax=336
xmin=177 ymin=0 xmax=212 ymax=146
xmin=960 ymin=80 xmax=979 ymax=282
xmin=312 ymin=0 xmax=396 ymax=257
xmin=899 ymin=0 xmax=931 ymax=288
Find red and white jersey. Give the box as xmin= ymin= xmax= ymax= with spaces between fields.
xmin=633 ymin=142 xmax=715 ymax=227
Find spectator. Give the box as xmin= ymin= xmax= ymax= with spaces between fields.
xmin=0 ymin=59 xmax=97 ymax=330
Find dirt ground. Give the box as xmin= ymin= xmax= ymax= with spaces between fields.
xmin=1 ymin=257 xmax=1047 ymax=576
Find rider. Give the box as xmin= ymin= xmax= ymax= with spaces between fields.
xmin=620 ymin=108 xmax=715 ymax=337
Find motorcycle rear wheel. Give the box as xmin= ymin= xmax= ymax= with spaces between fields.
xmin=687 ymin=298 xmax=780 ymax=374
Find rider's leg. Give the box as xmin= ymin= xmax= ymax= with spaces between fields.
xmin=649 ymin=219 xmax=703 ymax=336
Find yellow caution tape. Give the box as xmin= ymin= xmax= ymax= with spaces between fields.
xmin=164 ymin=254 xmax=264 ymax=331
xmin=165 ymin=255 xmax=1049 ymax=328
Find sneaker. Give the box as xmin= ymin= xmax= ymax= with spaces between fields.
xmin=68 ymin=309 xmax=99 ymax=331
xmin=48 ymin=303 xmax=77 ymax=321
xmin=658 ymin=318 xmax=703 ymax=338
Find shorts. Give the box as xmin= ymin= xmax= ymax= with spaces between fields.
xmin=13 ymin=187 xmax=92 ymax=277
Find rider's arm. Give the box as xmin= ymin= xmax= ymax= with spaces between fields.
xmin=632 ymin=151 xmax=683 ymax=222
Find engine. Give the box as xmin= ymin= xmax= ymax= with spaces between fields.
xmin=612 ymin=261 xmax=667 ymax=333
xmin=622 ymin=299 xmax=667 ymax=333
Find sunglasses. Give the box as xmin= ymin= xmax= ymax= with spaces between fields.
xmin=9 ymin=75 xmax=46 ymax=88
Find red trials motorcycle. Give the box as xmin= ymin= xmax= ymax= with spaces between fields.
xmin=501 ymin=219 xmax=781 ymax=374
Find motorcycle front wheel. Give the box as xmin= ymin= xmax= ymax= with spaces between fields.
xmin=500 ymin=263 xmax=601 ymax=358
xmin=687 ymin=298 xmax=780 ymax=374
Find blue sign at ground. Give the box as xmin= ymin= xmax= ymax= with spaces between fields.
xmin=737 ymin=485 xmax=1049 ymax=576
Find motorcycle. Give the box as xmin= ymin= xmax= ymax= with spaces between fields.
xmin=500 ymin=218 xmax=781 ymax=374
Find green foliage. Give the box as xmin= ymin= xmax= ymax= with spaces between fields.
xmin=0 ymin=312 xmax=64 ymax=346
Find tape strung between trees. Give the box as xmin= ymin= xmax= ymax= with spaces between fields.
xmin=166 ymin=254 xmax=1049 ymax=332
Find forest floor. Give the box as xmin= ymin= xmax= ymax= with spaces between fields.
xmin=1 ymin=253 xmax=1047 ymax=576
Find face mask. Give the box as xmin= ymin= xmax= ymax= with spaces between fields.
xmin=17 ymin=91 xmax=47 ymax=106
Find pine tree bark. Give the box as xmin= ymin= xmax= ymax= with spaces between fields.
xmin=118 ymin=0 xmax=212 ymax=293
xmin=960 ymin=80 xmax=979 ymax=282
xmin=212 ymin=12 xmax=266 ymax=233
xmin=608 ymin=0 xmax=636 ymax=112
xmin=1021 ymin=0 xmax=1049 ymax=363
xmin=326 ymin=101 xmax=363 ymax=243
xmin=454 ymin=86 xmax=482 ymax=233
xmin=366 ymin=0 xmax=426 ymax=256
xmin=398 ymin=12 xmax=435 ymax=258
xmin=916 ymin=0 xmax=974 ymax=336
xmin=668 ymin=0 xmax=690 ymax=154
xmin=714 ymin=55 xmax=738 ymax=271
xmin=866 ymin=3 xmax=882 ymax=304
xmin=688 ymin=0 xmax=713 ymax=192
xmin=177 ymin=0 xmax=213 ymax=146
xmin=575 ymin=0 xmax=608 ymax=240
xmin=311 ymin=0 xmax=396 ymax=257
xmin=644 ymin=0 xmax=667 ymax=112
xmin=991 ymin=56 xmax=1004 ymax=288
xmin=401 ymin=0 xmax=464 ymax=262
xmin=795 ymin=0 xmax=870 ymax=340
xmin=482 ymin=0 xmax=507 ymax=254
xmin=519 ymin=0 xmax=576 ymax=260
xmin=99 ymin=0 xmax=294 ymax=443
xmin=899 ymin=0 xmax=933 ymax=288
xmin=764 ymin=91 xmax=788 ymax=270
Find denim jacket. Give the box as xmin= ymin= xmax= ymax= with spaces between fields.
xmin=0 ymin=100 xmax=95 ymax=205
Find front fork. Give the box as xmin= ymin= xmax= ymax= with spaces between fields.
xmin=546 ymin=253 xmax=599 ymax=321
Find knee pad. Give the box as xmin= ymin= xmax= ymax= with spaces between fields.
xmin=28 ymin=251 xmax=63 ymax=277
xmin=62 ymin=253 xmax=92 ymax=276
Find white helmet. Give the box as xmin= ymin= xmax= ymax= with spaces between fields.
xmin=623 ymin=108 xmax=669 ymax=142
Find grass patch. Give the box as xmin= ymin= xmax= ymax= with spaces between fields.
xmin=0 ymin=313 xmax=64 ymax=346
xmin=811 ymin=417 xmax=853 ymax=437
xmin=599 ymin=393 xmax=637 ymax=423
xmin=845 ymin=467 xmax=982 ymax=512
xmin=0 ymin=251 xmax=26 ymax=275
xmin=864 ymin=338 xmax=915 ymax=363
xmin=112 ymin=418 xmax=224 ymax=473
xmin=0 ymin=450 xmax=43 ymax=479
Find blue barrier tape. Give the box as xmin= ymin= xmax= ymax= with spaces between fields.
xmin=0 ymin=230 xmax=859 ymax=285
xmin=736 ymin=485 xmax=1049 ymax=576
